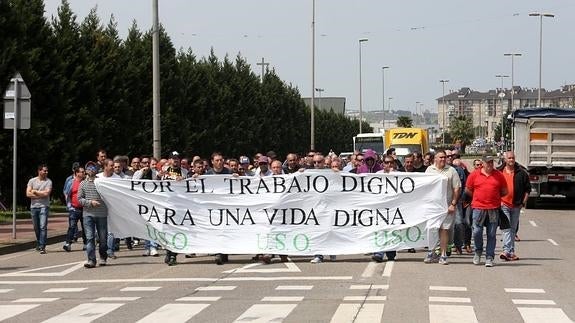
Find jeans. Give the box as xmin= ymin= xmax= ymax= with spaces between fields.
xmin=501 ymin=205 xmax=521 ymax=254
xmin=472 ymin=209 xmax=498 ymax=259
xmin=107 ymin=233 xmax=116 ymax=257
xmin=454 ymin=204 xmax=471 ymax=248
xmin=84 ymin=216 xmax=108 ymax=263
xmin=66 ymin=208 xmax=85 ymax=244
xmin=374 ymin=251 xmax=396 ymax=260
xmin=144 ymin=240 xmax=158 ymax=250
xmin=30 ymin=207 xmax=49 ymax=249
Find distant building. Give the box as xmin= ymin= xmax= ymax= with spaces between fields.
xmin=437 ymin=85 xmax=575 ymax=140
xmin=302 ymin=97 xmax=346 ymax=115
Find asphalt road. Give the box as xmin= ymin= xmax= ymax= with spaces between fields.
xmin=0 ymin=207 xmax=573 ymax=323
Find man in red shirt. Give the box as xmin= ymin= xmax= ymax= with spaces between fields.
xmin=465 ymin=154 xmax=508 ymax=267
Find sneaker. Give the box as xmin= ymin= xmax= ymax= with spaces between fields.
xmin=500 ymin=252 xmax=511 ymax=261
xmin=407 ymin=248 xmax=416 ymax=253
xmin=424 ymin=252 xmax=439 ymax=264
xmin=39 ymin=248 xmax=47 ymax=254
xmin=372 ymin=254 xmax=384 ymax=263
xmin=485 ymin=258 xmax=494 ymax=267
xmin=63 ymin=244 xmax=71 ymax=252
xmin=509 ymin=254 xmax=519 ymax=261
xmin=99 ymin=258 xmax=107 ymax=266
xmin=515 ymin=235 xmax=521 ymax=242
xmin=465 ymin=245 xmax=473 ymax=254
xmin=84 ymin=261 xmax=96 ymax=269
xmin=215 ymin=254 xmax=223 ymax=265
xmin=473 ymin=253 xmax=482 ymax=265
xmin=439 ymin=256 xmax=449 ymax=265
xmin=149 ymin=247 xmax=159 ymax=257
xmin=329 ymin=255 xmax=337 ymax=261
xmin=108 ymin=254 xmax=117 ymax=259
xmin=279 ymin=255 xmax=289 ymax=262
xmin=310 ymin=256 xmax=323 ymax=264
xmin=167 ymin=256 xmax=177 ymax=266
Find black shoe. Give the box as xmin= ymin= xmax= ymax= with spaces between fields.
xmin=63 ymin=244 xmax=71 ymax=252
xmin=84 ymin=261 xmax=96 ymax=269
xmin=407 ymin=248 xmax=416 ymax=253
xmin=167 ymin=257 xmax=177 ymax=266
xmin=371 ymin=254 xmax=384 ymax=263
xmin=164 ymin=254 xmax=170 ymax=264
xmin=215 ymin=254 xmax=223 ymax=265
xmin=39 ymin=248 xmax=47 ymax=254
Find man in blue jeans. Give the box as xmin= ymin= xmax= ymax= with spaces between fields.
xmin=26 ymin=164 xmax=52 ymax=254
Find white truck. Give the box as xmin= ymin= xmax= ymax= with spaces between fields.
xmin=512 ymin=108 xmax=575 ymax=208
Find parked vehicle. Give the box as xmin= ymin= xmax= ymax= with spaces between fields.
xmin=353 ymin=132 xmax=385 ymax=154
xmin=385 ymin=127 xmax=429 ymax=158
xmin=512 ymin=108 xmax=575 ymax=208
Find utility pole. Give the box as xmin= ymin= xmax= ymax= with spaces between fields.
xmin=440 ymin=79 xmax=449 ymax=145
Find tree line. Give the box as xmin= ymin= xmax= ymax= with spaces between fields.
xmin=0 ymin=0 xmax=369 ymax=205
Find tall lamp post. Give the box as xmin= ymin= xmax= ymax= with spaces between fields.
xmin=415 ymin=101 xmax=421 ymax=126
xmin=439 ymin=79 xmax=449 ymax=145
xmin=381 ymin=66 xmax=389 ymax=129
xmin=358 ymin=38 xmax=368 ymax=133
xmin=529 ymin=12 xmax=555 ymax=107
xmin=496 ymin=74 xmax=509 ymax=149
xmin=504 ymin=53 xmax=522 ymax=111
xmin=388 ymin=97 xmax=393 ymax=127
xmin=315 ymin=88 xmax=324 ymax=112
xmin=310 ymin=0 xmax=316 ymax=150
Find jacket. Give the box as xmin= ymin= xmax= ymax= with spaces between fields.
xmin=497 ymin=162 xmax=531 ymax=207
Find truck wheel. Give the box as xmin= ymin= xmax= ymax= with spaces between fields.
xmin=525 ymin=199 xmax=537 ymax=209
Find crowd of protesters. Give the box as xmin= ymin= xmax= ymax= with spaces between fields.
xmin=28 ymin=147 xmax=530 ymax=269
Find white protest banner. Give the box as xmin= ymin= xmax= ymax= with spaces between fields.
xmin=95 ymin=171 xmax=447 ymax=255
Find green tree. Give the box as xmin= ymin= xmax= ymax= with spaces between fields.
xmin=396 ymin=116 xmax=413 ymax=128
xmin=449 ymin=115 xmax=474 ymax=146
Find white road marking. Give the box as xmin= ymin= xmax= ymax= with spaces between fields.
xmin=0 ymin=276 xmax=352 ymax=285
xmin=44 ymin=288 xmax=87 ymax=293
xmin=361 ymin=262 xmax=378 ymax=278
xmin=0 ymin=288 xmax=14 ymax=293
xmin=0 ymin=261 xmax=84 ymax=277
xmin=512 ymin=299 xmax=556 ymax=305
xmin=276 ymin=285 xmax=313 ymax=290
xmin=382 ymin=260 xmax=394 ymax=277
xmin=330 ymin=303 xmax=385 ymax=323
xmin=94 ymin=297 xmax=141 ymax=302
xmin=429 ymin=286 xmax=467 ymax=292
xmin=233 ymin=304 xmax=297 ymax=323
xmin=261 ymin=296 xmax=304 ymax=302
xmin=343 ymin=296 xmax=387 ymax=301
xmin=120 ymin=287 xmax=161 ymax=292
xmin=176 ymin=296 xmax=221 ymax=302
xmin=505 ymin=288 xmax=546 ymax=294
xmin=350 ymin=285 xmax=389 ymax=290
xmin=13 ymin=298 xmax=59 ymax=303
xmin=518 ymin=307 xmax=573 ymax=323
xmin=195 ymin=286 xmax=236 ymax=291
xmin=529 ymin=220 xmax=538 ymax=227
xmin=136 ymin=303 xmax=210 ymax=323
xmin=429 ymin=297 xmax=471 ymax=303
xmin=0 ymin=304 xmax=40 ymax=321
xmin=429 ymin=304 xmax=478 ymax=323
xmin=547 ymin=239 xmax=559 ymax=246
xmin=222 ymin=261 xmax=301 ymax=274
xmin=42 ymin=303 xmax=124 ymax=323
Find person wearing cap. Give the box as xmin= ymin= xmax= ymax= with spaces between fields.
xmin=465 ymin=154 xmax=508 ymax=267
xmin=496 ymin=150 xmax=531 ymax=261
xmin=254 ymin=156 xmax=272 ymax=176
xmin=26 ymin=164 xmax=53 ymax=254
xmin=79 ymin=161 xmax=109 ymax=268
xmin=63 ymin=165 xmax=86 ymax=252
xmin=424 ymin=150 xmax=461 ymax=265
xmin=238 ymin=156 xmax=255 ymax=176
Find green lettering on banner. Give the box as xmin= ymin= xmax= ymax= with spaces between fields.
xmin=293 ymin=234 xmax=310 ymax=251
xmin=373 ymin=225 xmax=424 ymax=248
xmin=145 ymin=224 xmax=189 ymax=251
xmin=256 ymin=233 xmax=311 ymax=252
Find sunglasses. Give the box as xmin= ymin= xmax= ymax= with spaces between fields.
xmin=384 ymin=161 xmax=393 ymax=164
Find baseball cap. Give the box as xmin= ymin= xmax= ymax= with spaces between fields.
xmin=258 ymin=156 xmax=269 ymax=164
xmin=71 ymin=162 xmax=80 ymax=171
xmin=85 ymin=161 xmax=98 ymax=172
xmin=171 ymin=151 xmax=180 ymax=159
xmin=482 ymin=154 xmax=494 ymax=162
xmin=239 ymin=156 xmax=250 ymax=164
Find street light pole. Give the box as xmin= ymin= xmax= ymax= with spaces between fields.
xmin=358 ymin=38 xmax=368 ymax=134
xmin=388 ymin=97 xmax=393 ymax=126
xmin=496 ymin=74 xmax=509 ymax=149
xmin=310 ymin=0 xmax=316 ymax=150
xmin=415 ymin=101 xmax=421 ymax=126
xmin=152 ymin=0 xmax=161 ymax=159
xmin=439 ymin=79 xmax=449 ymax=145
xmin=529 ymin=12 xmax=555 ymax=107
xmin=382 ymin=66 xmax=389 ymax=130
xmin=504 ymin=53 xmax=522 ymax=111
xmin=315 ymin=88 xmax=324 ymax=112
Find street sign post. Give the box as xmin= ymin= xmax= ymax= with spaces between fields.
xmin=4 ymin=72 xmax=31 ymax=239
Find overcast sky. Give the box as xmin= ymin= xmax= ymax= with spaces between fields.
xmin=44 ymin=0 xmax=575 ymax=114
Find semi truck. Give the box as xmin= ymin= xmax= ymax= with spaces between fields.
xmin=353 ymin=132 xmax=386 ymax=154
xmin=512 ymin=108 xmax=575 ymax=208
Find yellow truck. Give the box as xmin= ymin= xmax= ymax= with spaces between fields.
xmin=385 ymin=128 xmax=429 ymax=158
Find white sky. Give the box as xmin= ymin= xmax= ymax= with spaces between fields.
xmin=43 ymin=0 xmax=575 ymax=114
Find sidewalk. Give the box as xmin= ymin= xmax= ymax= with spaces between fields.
xmin=0 ymin=213 xmax=68 ymax=255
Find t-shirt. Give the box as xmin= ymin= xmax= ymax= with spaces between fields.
xmin=425 ymin=164 xmax=461 ymax=206
xmin=501 ymin=169 xmax=515 ymax=207
xmin=27 ymin=177 xmax=52 ymax=208
xmin=466 ymin=169 xmax=507 ymax=209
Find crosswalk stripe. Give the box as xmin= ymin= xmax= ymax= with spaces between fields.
xmin=429 ymin=286 xmax=467 ymax=292
xmin=517 ymin=307 xmax=573 ymax=323
xmin=94 ymin=297 xmax=141 ymax=302
xmin=429 ymin=304 xmax=478 ymax=323
xmin=512 ymin=299 xmax=556 ymax=305
xmin=0 ymin=289 xmax=14 ymax=293
xmin=13 ymin=298 xmax=59 ymax=303
xmin=547 ymin=239 xmax=559 ymax=246
xmin=429 ymin=297 xmax=471 ymax=303
xmin=361 ymin=262 xmax=378 ymax=277
xmin=195 ymin=286 xmax=236 ymax=291
xmin=233 ymin=304 xmax=297 ymax=323
xmin=343 ymin=296 xmax=387 ymax=301
xmin=261 ymin=296 xmax=304 ymax=302
xmin=382 ymin=260 xmax=394 ymax=277
xmin=42 ymin=303 xmax=124 ymax=323
xmin=276 ymin=285 xmax=313 ymax=290
xmin=44 ymin=288 xmax=87 ymax=293
xmin=350 ymin=284 xmax=389 ymax=290
xmin=136 ymin=303 xmax=210 ymax=323
xmin=176 ymin=296 xmax=221 ymax=302
xmin=504 ymin=288 xmax=545 ymax=293
xmin=330 ymin=303 xmax=385 ymax=323
xmin=120 ymin=287 xmax=161 ymax=292
xmin=0 ymin=304 xmax=40 ymax=321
